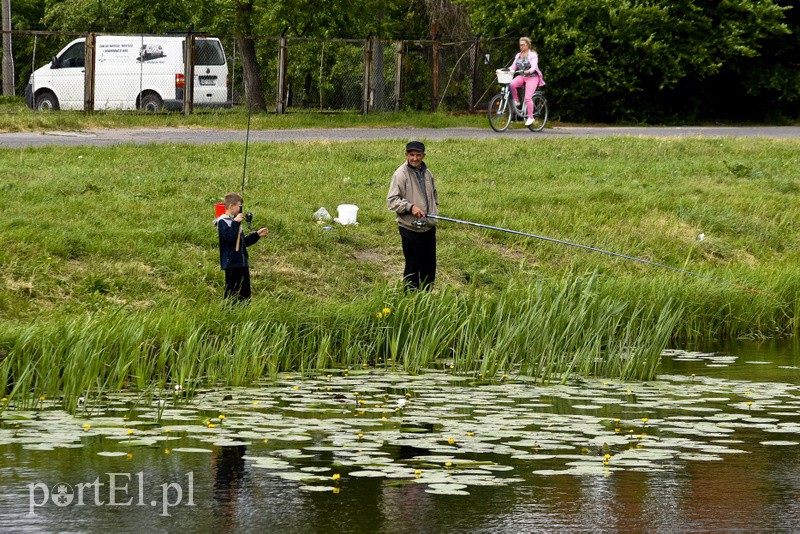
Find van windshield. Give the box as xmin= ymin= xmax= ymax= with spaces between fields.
xmin=194 ymin=40 xmax=225 ymax=66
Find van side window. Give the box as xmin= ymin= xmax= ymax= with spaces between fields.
xmin=58 ymin=43 xmax=85 ymax=69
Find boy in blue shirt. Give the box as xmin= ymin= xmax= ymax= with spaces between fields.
xmin=213 ymin=192 xmax=269 ymax=302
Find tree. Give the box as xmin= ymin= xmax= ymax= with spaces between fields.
xmin=234 ymin=0 xmax=266 ymax=111
xmin=460 ymin=0 xmax=796 ymax=121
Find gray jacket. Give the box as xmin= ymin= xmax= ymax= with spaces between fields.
xmin=387 ymin=162 xmax=439 ymax=232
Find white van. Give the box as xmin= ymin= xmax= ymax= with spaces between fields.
xmin=24 ymin=35 xmax=231 ymax=111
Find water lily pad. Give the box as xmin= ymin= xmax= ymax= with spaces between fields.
xmin=169 ymin=447 xmax=214 ymax=453
xmin=348 ymin=470 xmax=387 ymax=478
xmin=298 ymin=485 xmax=338 ymax=492
xmin=97 ymin=451 xmax=128 ymax=457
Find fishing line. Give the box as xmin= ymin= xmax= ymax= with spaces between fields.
xmin=426 ymin=214 xmax=765 ymax=294
xmin=241 ymin=99 xmax=253 ymax=197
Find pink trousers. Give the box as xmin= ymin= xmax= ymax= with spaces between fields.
xmin=510 ymin=76 xmax=540 ymax=118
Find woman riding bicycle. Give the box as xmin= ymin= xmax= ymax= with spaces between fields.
xmin=507 ymin=37 xmax=545 ymax=126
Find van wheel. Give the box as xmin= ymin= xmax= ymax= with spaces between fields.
xmin=140 ymin=93 xmax=163 ymax=112
xmin=35 ymin=92 xmax=59 ymax=111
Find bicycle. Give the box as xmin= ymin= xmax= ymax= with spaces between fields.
xmin=488 ymin=69 xmax=548 ymax=133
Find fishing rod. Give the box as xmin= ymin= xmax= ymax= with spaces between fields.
xmin=425 ymin=214 xmax=765 ymax=294
xmin=235 ymin=99 xmax=254 ymax=252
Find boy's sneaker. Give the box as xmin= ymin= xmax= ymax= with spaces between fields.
xmin=525 ymin=118 xmax=534 ymax=126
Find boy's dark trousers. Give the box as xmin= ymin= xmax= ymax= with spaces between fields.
xmin=224 ymin=267 xmax=251 ymax=301
xmin=399 ymin=226 xmax=436 ymax=290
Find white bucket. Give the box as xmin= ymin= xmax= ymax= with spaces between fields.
xmin=336 ymin=204 xmax=359 ymax=225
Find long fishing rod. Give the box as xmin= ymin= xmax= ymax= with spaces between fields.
xmin=235 ymin=99 xmax=254 ymax=252
xmin=426 ymin=214 xmax=764 ymax=294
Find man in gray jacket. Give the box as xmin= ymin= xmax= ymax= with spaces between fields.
xmin=387 ymin=141 xmax=439 ymax=290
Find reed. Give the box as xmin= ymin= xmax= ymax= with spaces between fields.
xmin=0 ymin=273 xmax=689 ymax=411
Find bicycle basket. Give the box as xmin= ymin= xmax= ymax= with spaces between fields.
xmin=496 ymin=69 xmax=513 ymax=84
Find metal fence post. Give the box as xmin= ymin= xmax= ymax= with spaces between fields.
xmin=394 ymin=41 xmax=403 ymax=111
xmin=362 ymin=39 xmax=372 ymax=114
xmin=277 ymin=35 xmax=287 ymax=113
xmin=83 ymin=32 xmax=95 ymax=114
xmin=183 ymin=33 xmax=195 ymax=115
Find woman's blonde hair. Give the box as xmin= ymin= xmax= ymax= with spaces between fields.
xmin=519 ymin=37 xmax=532 ymax=48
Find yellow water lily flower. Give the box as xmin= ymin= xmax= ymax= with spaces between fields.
xmin=445 ymin=462 xmax=452 ymax=467
xmin=126 ymin=429 xmax=134 ymax=436
xmin=218 ymin=415 xmax=225 ymax=420
xmin=447 ymin=438 xmax=455 ymax=445
xmin=333 ymin=487 xmax=341 ymax=494
xmin=165 ymin=449 xmax=171 ymax=455
xmin=83 ymin=423 xmax=91 ymax=431
xmin=332 ymin=473 xmax=341 ymax=480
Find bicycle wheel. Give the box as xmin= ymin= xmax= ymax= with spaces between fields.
xmin=527 ymin=93 xmax=549 ymax=132
xmin=488 ymin=93 xmax=512 ymax=132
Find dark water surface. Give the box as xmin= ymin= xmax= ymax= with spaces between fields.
xmin=2 ymin=340 xmax=799 ymax=533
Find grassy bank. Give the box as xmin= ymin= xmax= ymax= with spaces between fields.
xmin=0 ymin=103 xmax=488 ymax=132
xmin=1 ymin=136 xmax=798 ymax=405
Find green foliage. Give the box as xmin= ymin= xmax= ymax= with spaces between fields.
xmin=461 ymin=0 xmax=799 ymax=121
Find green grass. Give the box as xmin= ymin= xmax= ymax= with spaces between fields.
xmin=1 ymin=136 xmax=798 ymax=407
xmin=0 ymin=101 xmax=489 ymax=132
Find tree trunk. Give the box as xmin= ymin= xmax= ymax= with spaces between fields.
xmin=371 ymin=40 xmax=385 ymax=111
xmin=235 ymin=1 xmax=266 ymax=112
xmin=1 ymin=0 xmax=14 ymax=96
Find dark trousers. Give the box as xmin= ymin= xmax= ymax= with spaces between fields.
xmin=224 ymin=267 xmax=251 ymax=301
xmin=399 ymin=226 xmax=436 ymax=290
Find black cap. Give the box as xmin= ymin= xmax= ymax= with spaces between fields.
xmin=405 ymin=141 xmax=425 ymax=153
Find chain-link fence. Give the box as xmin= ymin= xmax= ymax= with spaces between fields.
xmin=1 ymin=30 xmax=517 ymax=114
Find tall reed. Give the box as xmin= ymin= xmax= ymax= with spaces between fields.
xmin=0 ymin=273 xmax=685 ymax=411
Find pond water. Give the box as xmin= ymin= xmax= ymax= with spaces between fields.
xmin=2 ymin=340 xmax=800 ymax=532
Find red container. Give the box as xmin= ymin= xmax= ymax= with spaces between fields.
xmin=215 ymin=202 xmax=226 ymax=217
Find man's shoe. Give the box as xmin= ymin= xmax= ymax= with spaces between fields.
xmin=525 ymin=118 xmax=534 ymax=126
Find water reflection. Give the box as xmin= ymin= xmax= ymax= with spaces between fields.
xmin=212 ymin=446 xmax=246 ymax=521
xmin=2 ymin=340 xmax=800 ymax=531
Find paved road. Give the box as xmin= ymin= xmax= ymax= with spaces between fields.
xmin=0 ymin=125 xmax=798 ymax=148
